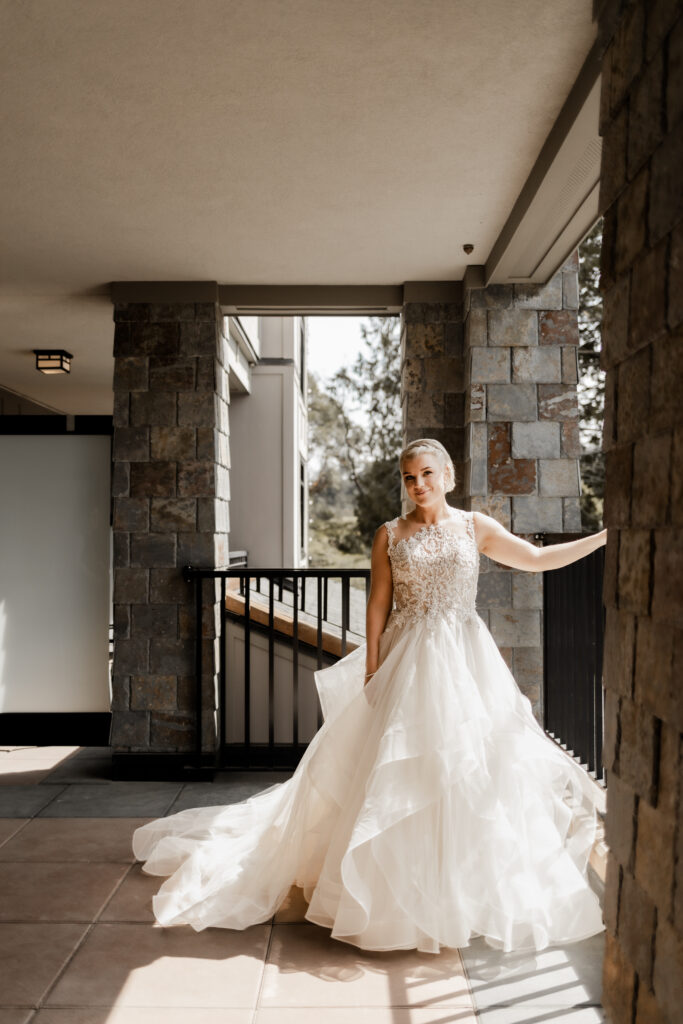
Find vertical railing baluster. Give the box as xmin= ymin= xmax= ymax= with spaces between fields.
xmin=220 ymin=576 xmax=226 ymax=752
xmin=269 ymin=576 xmax=275 ymax=766
xmin=341 ymin=575 xmax=349 ymax=657
xmin=244 ymin=574 xmax=251 ymax=764
xmin=292 ymin=575 xmax=299 ymax=753
xmin=316 ymin=575 xmax=323 ymax=729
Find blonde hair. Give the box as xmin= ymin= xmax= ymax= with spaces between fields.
xmin=399 ymin=438 xmax=456 ymax=494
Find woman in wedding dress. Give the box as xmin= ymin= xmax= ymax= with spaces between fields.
xmin=132 ymin=437 xmax=607 ymax=954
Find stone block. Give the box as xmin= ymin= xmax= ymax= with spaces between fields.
xmin=489 ymin=609 xmax=540 ymax=647
xmin=670 ymin=220 xmax=683 ymax=330
xmin=615 ymin=165 xmax=649 ymax=274
xmin=650 ymin=326 xmax=683 ymax=435
xmin=632 ymin=433 xmax=671 ymax=526
xmin=130 ymin=462 xmax=176 ymax=499
xmin=561 ymin=420 xmax=582 ymax=457
xmin=149 ymin=362 xmax=195 ymax=391
xmin=113 ymin=498 xmax=149 ymax=533
xmin=150 ymin=497 xmax=196 ymax=532
xmin=618 ymin=529 xmax=652 ymax=615
xmin=603 ymin=607 xmax=635 ymax=698
xmin=113 ymin=357 xmax=148 ymax=391
xmin=513 ymin=276 xmax=563 ymax=310
xmin=147 ymin=303 xmax=196 ymax=322
xmin=487 ymin=383 xmax=537 ymax=421
xmin=470 ymin=284 xmax=512 ymax=309
xmin=511 ymin=496 xmax=563 ymax=532
xmin=628 ymin=50 xmax=664 ymax=178
xmin=602 ymin=929 xmax=635 ymax=1024
xmin=512 ymin=644 xmax=543 ymax=691
xmin=652 ymin=526 xmax=683 ymax=630
xmin=195 ymin=356 xmax=217 ymax=391
xmin=110 ymin=710 xmax=149 ymax=748
xmin=110 ymin=674 xmax=130 ymax=712
xmin=653 ymin=916 xmax=683 ymax=1024
xmin=131 ymin=322 xmax=180 ymax=358
xmin=130 ymin=391 xmax=177 ymax=427
xmin=131 ymin=603 xmax=178 ymax=638
xmin=605 ymin=771 xmax=636 ymax=869
xmin=113 ymin=532 xmax=130 ymax=569
xmin=130 ymin=532 xmax=177 ymax=569
xmin=150 ymin=638 xmax=194 ymax=675
xmin=149 ymin=712 xmax=195 ymax=752
xmin=113 ymin=567 xmax=149 ymax=604
xmin=405 ymin=391 xmax=444 ymax=427
xmin=602 ymin=688 xmax=620 ymax=774
xmin=111 ymin=461 xmax=130 ymax=498
xmin=404 ymin=323 xmax=445 ymax=357
xmin=131 ymin=675 xmax=177 ymax=712
xmin=113 ymin=322 xmax=135 ymax=356
xmin=113 ymin=603 xmax=130 ymax=641
xmin=470 ymin=494 xmax=511 ymax=529
xmin=195 ymin=302 xmax=220 ymax=321
xmin=629 ymin=236 xmax=668 ymax=352
xmin=512 ymin=347 xmax=562 ymax=383
xmin=538 ymin=459 xmax=580 ymax=496
xmin=179 ymin=321 xmax=219 ymax=357
xmin=561 ymin=271 xmax=579 ymax=310
xmin=539 ymin=309 xmax=579 ymax=346
xmin=619 ymin=700 xmax=659 ymax=802
xmin=465 ymin=383 xmax=485 ymax=422
xmin=599 ymin=102 xmax=628 ymax=211
xmin=180 ymin=392 xmax=217 ymax=427
xmin=649 ymin=109 xmax=683 ymax=244
xmin=511 ymin=571 xmax=543 ymax=609
xmin=672 ymin=423 xmax=683 ymax=527
xmin=668 ymin=14 xmax=683 ymax=131
xmin=635 ymin=797 xmax=675 ymax=912
xmin=603 ymin=849 xmax=620 ymax=934
xmin=424 ymin=356 xmax=463 ymax=392
xmin=177 ymin=531 xmax=218 ymax=566
xmin=113 ymin=637 xmax=149 ymax=676
xmin=609 ymin=0 xmax=645 ymax=113
xmin=563 ymin=497 xmax=582 ymax=531
xmin=474 ymin=570 xmax=512 ymax=609
xmin=561 ymin=347 xmax=578 ymax=384
xmin=538 ymin=385 xmax=580 ymax=420
xmin=150 ymin=426 xmax=196 ymax=462
xmin=601 ymin=275 xmax=630 ymax=370
xmin=113 ymin=427 xmax=149 ymax=462
xmin=619 ymin=871 xmax=656 ymax=989
xmin=444 ymin=322 xmax=463 ymax=358
xmin=465 ymin=308 xmax=487 ymax=347
xmin=488 ymin=309 xmax=538 ymax=347
xmin=468 ymin=421 xmax=487 ymax=462
xmin=604 ymin=444 xmax=633 ymax=527
xmin=150 ymin=568 xmax=192 ymax=603
xmin=114 ymin=303 xmax=151 ymax=323
xmin=113 ymin=391 xmax=129 ymax=427
xmin=444 ymin=392 xmax=464 ymax=426
xmin=470 ymin=347 xmax=509 ymax=383
xmin=511 ymin=421 xmax=561 ymax=458
xmin=488 ymin=423 xmax=536 ymax=494
xmin=177 ymin=460 xmax=217 ymax=498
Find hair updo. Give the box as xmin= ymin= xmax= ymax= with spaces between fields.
xmin=398 ymin=438 xmax=456 ymax=494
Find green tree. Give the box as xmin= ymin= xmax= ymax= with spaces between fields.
xmin=578 ymin=219 xmax=606 ymax=532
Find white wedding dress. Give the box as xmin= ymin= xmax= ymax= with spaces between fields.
xmin=132 ymin=507 xmax=605 ymax=953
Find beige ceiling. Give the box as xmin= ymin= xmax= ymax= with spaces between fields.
xmin=0 ymin=0 xmax=596 ymax=414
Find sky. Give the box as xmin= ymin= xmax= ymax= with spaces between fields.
xmin=306 ymin=316 xmax=368 ymax=382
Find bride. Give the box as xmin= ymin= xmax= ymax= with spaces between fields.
xmin=132 ymin=436 xmax=607 ymax=954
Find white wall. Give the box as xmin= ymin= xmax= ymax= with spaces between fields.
xmin=0 ymin=434 xmax=111 ymax=712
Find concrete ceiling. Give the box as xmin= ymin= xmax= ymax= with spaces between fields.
xmin=0 ymin=0 xmax=597 ymax=414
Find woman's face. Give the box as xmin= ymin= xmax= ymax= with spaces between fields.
xmin=401 ymin=452 xmax=446 ymax=508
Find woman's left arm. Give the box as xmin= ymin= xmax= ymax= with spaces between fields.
xmin=472 ymin=510 xmax=607 ymax=573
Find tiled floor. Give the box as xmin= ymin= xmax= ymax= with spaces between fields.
xmin=0 ymin=745 xmax=606 ymax=1023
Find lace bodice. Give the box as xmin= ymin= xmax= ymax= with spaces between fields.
xmin=384 ymin=507 xmax=480 ymax=632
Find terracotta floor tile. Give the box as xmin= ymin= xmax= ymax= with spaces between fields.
xmin=0 ymin=922 xmax=89 ymax=1006
xmin=45 ymin=921 xmax=270 ymax=1008
xmin=33 ymin=1010 xmax=253 ymax=1023
xmin=0 ymin=819 xmax=29 ymax=846
xmin=99 ymin=864 xmax=162 ymax=922
xmin=255 ymin=1011 xmax=478 ymax=1023
xmin=0 ymin=861 xmax=128 ymax=921
xmin=259 ymin=924 xmax=472 ymax=1008
xmin=0 ymin=817 xmax=151 ymax=863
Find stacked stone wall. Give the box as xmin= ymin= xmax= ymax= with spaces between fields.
xmin=110 ymin=300 xmax=230 ymax=760
xmin=595 ymin=0 xmax=683 ymax=1020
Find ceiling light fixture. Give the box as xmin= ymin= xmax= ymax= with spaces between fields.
xmin=34 ymin=349 xmax=73 ymax=374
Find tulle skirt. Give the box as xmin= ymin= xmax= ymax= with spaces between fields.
xmin=131 ymin=611 xmax=605 ymax=953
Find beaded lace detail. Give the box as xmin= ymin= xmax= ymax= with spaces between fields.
xmin=384 ymin=508 xmax=480 ymax=632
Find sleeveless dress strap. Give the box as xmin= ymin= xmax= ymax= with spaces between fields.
xmin=384 ymin=517 xmax=399 ymax=547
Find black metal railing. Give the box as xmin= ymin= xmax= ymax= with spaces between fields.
xmin=182 ymin=566 xmax=370 ymax=770
xmin=542 ymin=538 xmax=606 ymax=785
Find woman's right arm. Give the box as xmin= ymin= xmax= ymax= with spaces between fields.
xmin=365 ymin=524 xmax=393 ymax=685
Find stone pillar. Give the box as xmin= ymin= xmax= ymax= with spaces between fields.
xmin=461 ymin=259 xmax=582 ymax=720
xmin=595 ymin=2 xmax=683 ymax=1021
xmin=400 ymin=283 xmax=466 ymax=501
xmin=110 ymin=286 xmax=230 ymax=776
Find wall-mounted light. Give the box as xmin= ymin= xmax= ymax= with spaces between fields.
xmin=34 ymin=349 xmax=73 ymax=374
